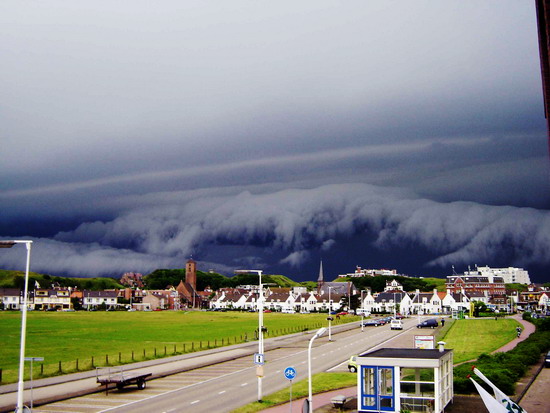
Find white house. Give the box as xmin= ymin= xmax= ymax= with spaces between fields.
xmin=539 ymin=292 xmax=549 ymax=312
xmin=0 ymin=288 xmax=22 ymax=310
xmin=441 ymin=290 xmax=470 ymax=314
xmin=360 ymin=289 xmax=376 ymax=314
xmin=83 ymin=290 xmax=118 ymax=310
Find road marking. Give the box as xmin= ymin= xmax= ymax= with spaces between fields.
xmin=241 ymin=382 xmax=248 ymax=386
xmin=219 ymin=390 xmax=226 ymax=395
xmin=191 ymin=400 xmax=200 ymax=404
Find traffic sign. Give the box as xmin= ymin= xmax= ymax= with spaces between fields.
xmin=284 ymin=366 xmax=296 ymax=380
xmin=254 ymin=353 xmax=265 ymax=365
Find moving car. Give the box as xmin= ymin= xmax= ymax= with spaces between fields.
xmin=390 ymin=319 xmax=403 ymax=330
xmin=363 ymin=319 xmax=387 ymax=327
xmin=417 ymin=318 xmax=439 ymax=329
xmin=348 ymin=355 xmax=358 ymax=373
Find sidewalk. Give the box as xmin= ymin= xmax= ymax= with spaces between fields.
xmin=492 ymin=313 xmax=535 ymax=353
xmin=260 ymin=387 xmax=357 ymax=413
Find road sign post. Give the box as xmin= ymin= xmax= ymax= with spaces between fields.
xmin=284 ymin=367 xmax=297 ymax=413
xmin=25 ymin=356 xmax=44 ymax=411
xmin=254 ymin=353 xmax=264 ymax=365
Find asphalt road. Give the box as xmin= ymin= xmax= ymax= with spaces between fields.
xmin=31 ymin=317 xmax=425 ymax=413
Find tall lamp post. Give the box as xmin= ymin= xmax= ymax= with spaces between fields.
xmin=307 ymin=327 xmax=327 ymax=413
xmin=253 ymin=270 xmax=264 ymax=402
xmin=361 ymin=290 xmax=367 ymax=332
xmin=1 ymin=240 xmax=33 ymax=413
xmin=328 ymin=286 xmax=333 ymax=341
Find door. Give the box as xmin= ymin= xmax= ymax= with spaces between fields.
xmin=360 ymin=366 xmax=395 ymax=412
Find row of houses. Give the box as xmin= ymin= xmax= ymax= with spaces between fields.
xmin=0 ymin=283 xmax=209 ymax=311
xmin=210 ymin=278 xmax=550 ymax=315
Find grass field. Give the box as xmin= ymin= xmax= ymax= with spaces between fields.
xmin=438 ymin=318 xmax=521 ymax=363
xmin=0 ymin=311 xmax=358 ymax=384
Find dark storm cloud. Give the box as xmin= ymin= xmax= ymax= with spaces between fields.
xmin=1 ymin=1 xmax=549 ymax=280
xmin=2 ymin=183 xmax=548 ymax=278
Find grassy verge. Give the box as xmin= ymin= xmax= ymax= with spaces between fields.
xmin=230 ymin=372 xmax=357 ymax=413
xmin=0 ymin=311 xmax=359 ymax=384
xmin=438 ymin=318 xmax=520 ymax=364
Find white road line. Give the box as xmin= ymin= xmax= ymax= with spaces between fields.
xmin=97 ymin=363 xmax=256 ymax=412
xmin=219 ymin=390 xmax=226 ymax=395
xmin=241 ymin=382 xmax=248 ymax=386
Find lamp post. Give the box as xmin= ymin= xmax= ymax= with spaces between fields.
xmin=328 ymin=286 xmax=333 ymax=341
xmin=251 ymin=270 xmax=264 ymax=402
xmin=308 ymin=327 xmax=327 ymax=413
xmin=360 ymin=290 xmax=367 ymax=332
xmin=1 ymin=240 xmax=33 ymax=413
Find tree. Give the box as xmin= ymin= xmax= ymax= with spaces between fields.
xmin=472 ymin=301 xmax=487 ymax=317
xmin=71 ymin=297 xmax=82 ymax=311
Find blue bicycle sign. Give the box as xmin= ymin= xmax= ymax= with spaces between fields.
xmin=284 ymin=366 xmax=297 ymax=380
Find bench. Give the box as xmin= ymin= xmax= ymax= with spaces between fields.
xmin=331 ymin=394 xmax=348 ymax=408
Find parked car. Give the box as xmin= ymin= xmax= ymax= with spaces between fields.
xmin=363 ymin=319 xmax=387 ymax=327
xmin=348 ymin=355 xmax=358 ymax=373
xmin=417 ymin=318 xmax=439 ymax=329
xmin=390 ymin=319 xmax=403 ymax=330
xmin=545 ymin=351 xmax=550 ymax=368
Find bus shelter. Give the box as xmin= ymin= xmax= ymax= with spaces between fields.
xmin=356 ymin=346 xmax=453 ymax=413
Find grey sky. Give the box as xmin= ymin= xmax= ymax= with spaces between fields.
xmin=1 ymin=1 xmax=549 ymax=281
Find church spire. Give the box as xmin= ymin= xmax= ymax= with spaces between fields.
xmin=317 ymin=260 xmax=324 ymax=293
xmin=317 ymin=260 xmax=324 ymax=283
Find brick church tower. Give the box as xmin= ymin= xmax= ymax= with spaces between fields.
xmin=185 ymin=258 xmax=197 ymax=290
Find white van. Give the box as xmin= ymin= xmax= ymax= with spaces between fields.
xmin=281 ymin=308 xmax=295 ymax=314
xmin=390 ymin=319 xmax=403 ymax=330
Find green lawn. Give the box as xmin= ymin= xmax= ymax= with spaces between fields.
xmin=439 ymin=318 xmax=521 ymax=363
xmin=0 ymin=311 xmax=358 ymax=383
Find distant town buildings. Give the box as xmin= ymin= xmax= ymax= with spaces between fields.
xmin=120 ymin=272 xmax=144 ymax=288
xmin=0 ymin=261 xmax=544 ymax=314
xmin=473 ymin=265 xmax=531 ymax=285
xmin=338 ymin=266 xmax=398 ymax=278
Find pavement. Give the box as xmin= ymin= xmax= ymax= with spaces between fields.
xmin=492 ymin=313 xmax=536 ymax=353
xmin=260 ymin=387 xmax=358 ymax=413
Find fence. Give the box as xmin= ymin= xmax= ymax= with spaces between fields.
xmin=0 ymin=320 xmax=340 ymax=384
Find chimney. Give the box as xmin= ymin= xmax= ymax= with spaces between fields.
xmin=437 ymin=341 xmax=446 ymax=352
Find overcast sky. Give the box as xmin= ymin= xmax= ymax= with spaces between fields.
xmin=1 ymin=1 xmax=549 ymax=283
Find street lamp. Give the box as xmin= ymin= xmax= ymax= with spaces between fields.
xmin=1 ymin=240 xmax=33 ymax=413
xmin=360 ymin=290 xmax=367 ymax=332
xmin=307 ymin=327 xmax=327 ymax=413
xmin=249 ymin=270 xmax=264 ymax=402
xmin=328 ymin=286 xmax=333 ymax=341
